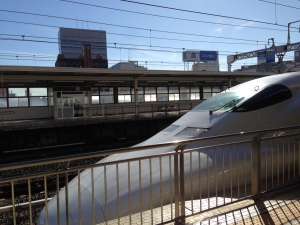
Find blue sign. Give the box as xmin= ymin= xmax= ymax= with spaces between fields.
xmin=200 ymin=51 xmax=218 ymax=61
xmin=266 ymin=54 xmax=275 ymax=63
xmin=257 ymin=50 xmax=275 ymax=64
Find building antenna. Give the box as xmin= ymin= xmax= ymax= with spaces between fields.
xmin=274 ymin=0 xmax=277 ymax=25
xmin=149 ymin=29 xmax=152 ymax=47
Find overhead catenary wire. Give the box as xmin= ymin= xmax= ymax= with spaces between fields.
xmin=258 ymin=0 xmax=300 ymax=10
xmin=60 ymin=0 xmax=291 ymax=33
xmin=0 ymin=1 xmax=298 ymax=70
xmin=119 ymin=0 xmax=285 ymax=27
xmin=0 ymin=18 xmax=291 ymax=63
xmin=0 ymin=35 xmax=242 ymax=55
xmin=0 ymin=8 xmax=298 ymax=47
xmin=0 ymin=32 xmax=266 ymax=50
xmin=0 ymin=34 xmax=294 ymax=70
xmin=0 ymin=13 xmax=280 ymax=44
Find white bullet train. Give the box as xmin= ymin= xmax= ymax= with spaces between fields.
xmin=37 ymin=71 xmax=300 ymax=225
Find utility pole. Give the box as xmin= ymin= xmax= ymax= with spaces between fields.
xmin=287 ymin=20 xmax=300 ymax=44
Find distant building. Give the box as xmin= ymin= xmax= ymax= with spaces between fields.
xmin=182 ymin=50 xmax=219 ymax=71
xmin=111 ymin=61 xmax=147 ymax=70
xmin=55 ymin=28 xmax=108 ymax=68
xmin=192 ymin=62 xmax=219 ymax=72
xmin=235 ymin=60 xmax=300 ymax=73
xmin=295 ymin=50 xmax=300 ymax=63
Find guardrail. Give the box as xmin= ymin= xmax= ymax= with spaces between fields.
xmin=84 ymin=102 xmax=200 ymax=119
xmin=0 ymin=126 xmax=300 ymax=224
xmin=0 ymin=111 xmax=15 ymax=128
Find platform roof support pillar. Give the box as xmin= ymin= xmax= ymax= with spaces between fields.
xmin=134 ymin=77 xmax=139 ymax=117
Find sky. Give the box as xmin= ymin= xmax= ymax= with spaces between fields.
xmin=0 ymin=0 xmax=299 ymax=71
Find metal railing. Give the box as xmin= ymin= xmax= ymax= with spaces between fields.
xmin=0 ymin=102 xmax=200 ymax=130
xmin=0 ymin=126 xmax=300 ymax=225
xmin=0 ymin=111 xmax=15 ymax=128
xmin=84 ymin=102 xmax=200 ymax=120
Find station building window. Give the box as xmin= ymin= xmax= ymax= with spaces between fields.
xmin=29 ymin=88 xmax=48 ymax=106
xmin=169 ymin=86 xmax=179 ymax=101
xmin=203 ymin=86 xmax=221 ymax=99
xmin=203 ymin=85 xmax=226 ymax=99
xmin=8 ymin=88 xmax=28 ymax=107
xmin=157 ymin=87 xmax=168 ymax=102
xmin=0 ymin=88 xmax=7 ymax=108
xmin=91 ymin=87 xmax=99 ymax=104
xmin=180 ymin=86 xmax=190 ymax=100
xmin=203 ymin=86 xmax=212 ymax=99
xmin=212 ymin=86 xmax=221 ymax=96
xmin=118 ymin=87 xmax=131 ymax=103
xmin=131 ymin=87 xmax=145 ymax=103
xmin=91 ymin=87 xmax=114 ymax=104
xmin=100 ymin=87 xmax=114 ymax=104
xmin=48 ymin=88 xmax=54 ymax=106
xmin=144 ymin=87 xmax=156 ymax=102
xmin=190 ymin=86 xmax=200 ymax=100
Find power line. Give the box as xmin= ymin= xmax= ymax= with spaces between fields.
xmin=0 ymin=6 xmax=296 ymax=70
xmin=258 ymin=0 xmax=300 ymax=10
xmin=0 ymin=35 xmax=236 ymax=55
xmin=60 ymin=0 xmax=288 ymax=33
xmin=0 ymin=31 xmax=266 ymax=49
xmin=119 ymin=0 xmax=285 ymax=27
xmin=0 ymin=32 xmax=270 ymax=57
xmin=0 ymin=10 xmax=283 ymax=44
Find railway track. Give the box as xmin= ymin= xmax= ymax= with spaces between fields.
xmin=1 ymin=138 xmax=141 ymax=164
xmin=0 ymin=173 xmax=77 ymax=199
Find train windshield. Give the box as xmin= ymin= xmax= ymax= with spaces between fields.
xmin=193 ymin=91 xmax=254 ymax=112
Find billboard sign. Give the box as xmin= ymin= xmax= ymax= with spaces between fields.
xmin=182 ymin=51 xmax=201 ymax=62
xmin=200 ymin=51 xmax=218 ymax=61
xmin=257 ymin=50 xmax=275 ymax=64
xmin=266 ymin=54 xmax=275 ymax=63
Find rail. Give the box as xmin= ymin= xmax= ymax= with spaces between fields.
xmin=0 ymin=125 xmax=300 ymax=224
xmin=0 ymin=102 xmax=199 ymax=130
xmin=84 ymin=102 xmax=200 ymax=119
xmin=0 ymin=111 xmax=15 ymax=128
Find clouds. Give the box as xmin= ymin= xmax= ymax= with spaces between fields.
xmin=234 ymin=22 xmax=256 ymax=31
xmin=214 ymin=27 xmax=223 ymax=33
xmin=213 ymin=21 xmax=256 ymax=34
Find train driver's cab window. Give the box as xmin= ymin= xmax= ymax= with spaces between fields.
xmin=234 ymin=84 xmax=292 ymax=112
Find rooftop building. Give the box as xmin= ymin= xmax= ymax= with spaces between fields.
xmin=55 ymin=28 xmax=108 ymax=68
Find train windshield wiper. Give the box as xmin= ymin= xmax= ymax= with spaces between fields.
xmin=209 ymin=97 xmax=244 ymax=115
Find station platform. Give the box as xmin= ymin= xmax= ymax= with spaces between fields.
xmin=98 ymin=183 xmax=300 ymax=225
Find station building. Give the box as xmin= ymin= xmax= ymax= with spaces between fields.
xmin=0 ymin=66 xmax=273 ymax=121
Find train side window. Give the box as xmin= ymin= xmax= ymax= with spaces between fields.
xmin=234 ymin=84 xmax=292 ymax=112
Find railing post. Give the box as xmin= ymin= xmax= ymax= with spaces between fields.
xmin=152 ymin=104 xmax=154 ymax=118
xmin=174 ymin=150 xmax=179 ymax=219
xmin=135 ymin=105 xmax=139 ymax=118
xmin=165 ymin=104 xmax=167 ymax=117
xmin=251 ymin=138 xmax=261 ymax=198
xmin=174 ymin=145 xmax=186 ymax=225
xmin=179 ymin=149 xmax=186 ymax=224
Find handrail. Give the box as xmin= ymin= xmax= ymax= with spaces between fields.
xmin=0 ymin=111 xmax=15 ymax=115
xmin=1 ymin=124 xmax=300 ymax=225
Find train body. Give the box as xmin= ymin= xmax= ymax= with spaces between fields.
xmin=37 ymin=72 xmax=300 ymax=225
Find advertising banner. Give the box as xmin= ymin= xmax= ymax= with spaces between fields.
xmin=200 ymin=51 xmax=218 ymax=61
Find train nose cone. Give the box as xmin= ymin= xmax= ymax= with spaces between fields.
xmin=37 ymin=182 xmax=105 ymax=225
